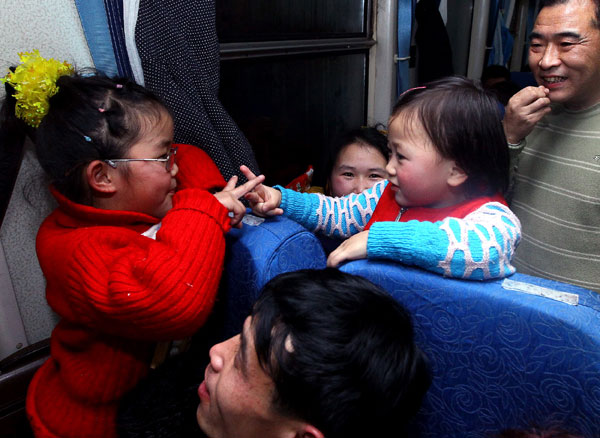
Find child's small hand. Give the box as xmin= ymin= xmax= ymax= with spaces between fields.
xmin=239 ymin=165 xmax=283 ymax=217
xmin=327 ymin=231 xmax=369 ymax=267
xmin=214 ymin=173 xmax=266 ymax=228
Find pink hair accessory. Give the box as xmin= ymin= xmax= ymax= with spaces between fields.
xmin=116 ymin=84 xmax=123 ymax=89
xmin=399 ymin=86 xmax=426 ymax=98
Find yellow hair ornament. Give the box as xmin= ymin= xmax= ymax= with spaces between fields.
xmin=1 ymin=50 xmax=73 ymax=128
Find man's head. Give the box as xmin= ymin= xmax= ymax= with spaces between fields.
xmin=196 ymin=268 xmax=431 ymax=438
xmin=481 ymin=64 xmax=511 ymax=88
xmin=529 ymin=0 xmax=600 ymax=110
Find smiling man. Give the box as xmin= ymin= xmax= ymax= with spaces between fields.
xmin=195 ymin=268 xmax=430 ymax=438
xmin=502 ymin=0 xmax=600 ymax=292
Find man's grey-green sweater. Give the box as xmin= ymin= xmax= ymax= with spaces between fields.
xmin=510 ymin=102 xmax=600 ymax=292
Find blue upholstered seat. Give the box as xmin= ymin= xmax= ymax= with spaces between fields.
xmin=220 ymin=214 xmax=327 ymax=337
xmin=222 ymin=216 xmax=599 ymax=437
xmin=341 ymin=260 xmax=600 ymax=437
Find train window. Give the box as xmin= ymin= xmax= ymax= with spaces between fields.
xmin=217 ymin=0 xmax=374 ymax=185
xmin=220 ymin=51 xmax=368 ymax=184
xmin=217 ymin=0 xmax=369 ymax=42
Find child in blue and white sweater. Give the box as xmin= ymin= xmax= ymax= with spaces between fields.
xmin=244 ymin=77 xmax=521 ymax=280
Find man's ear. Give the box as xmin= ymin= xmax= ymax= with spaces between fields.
xmin=296 ymin=424 xmax=324 ymax=438
xmin=86 ymin=160 xmax=117 ymax=194
xmin=447 ymin=162 xmax=468 ymax=187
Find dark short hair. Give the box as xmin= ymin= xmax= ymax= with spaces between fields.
xmin=34 ymin=72 xmax=169 ymax=203
xmin=320 ymin=126 xmax=389 ymax=192
xmin=390 ymin=76 xmax=509 ymax=196
xmin=481 ymin=64 xmax=511 ymax=83
xmin=488 ymin=80 xmax=522 ymax=106
xmin=539 ymin=0 xmax=600 ymax=28
xmin=251 ymin=268 xmax=431 ymax=438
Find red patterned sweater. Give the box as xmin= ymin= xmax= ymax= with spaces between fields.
xmin=26 ymin=144 xmax=229 ymax=438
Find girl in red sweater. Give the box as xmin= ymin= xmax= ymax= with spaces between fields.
xmin=1 ymin=51 xmax=263 ymax=438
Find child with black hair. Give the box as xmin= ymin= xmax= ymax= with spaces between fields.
xmin=245 ymin=76 xmax=521 ymax=280
xmin=322 ymin=125 xmax=389 ymax=197
xmin=1 ymin=51 xmax=263 ymax=438
xmin=286 ymin=126 xmax=388 ymax=196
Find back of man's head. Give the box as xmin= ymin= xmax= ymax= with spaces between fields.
xmin=251 ymin=268 xmax=431 ymax=438
xmin=481 ymin=64 xmax=511 ymax=86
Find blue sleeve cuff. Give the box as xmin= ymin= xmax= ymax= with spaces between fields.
xmin=367 ymin=221 xmax=449 ymax=274
xmin=276 ymin=185 xmax=321 ymax=230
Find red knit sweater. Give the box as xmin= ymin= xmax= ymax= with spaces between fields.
xmin=26 ymin=145 xmax=229 ymax=438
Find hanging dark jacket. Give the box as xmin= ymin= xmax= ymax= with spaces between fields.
xmin=415 ymin=0 xmax=454 ymax=84
xmin=135 ymin=0 xmax=259 ymax=181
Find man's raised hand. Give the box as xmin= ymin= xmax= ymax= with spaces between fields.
xmin=503 ymin=85 xmax=551 ymax=144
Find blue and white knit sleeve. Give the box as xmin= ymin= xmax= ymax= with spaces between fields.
xmin=276 ymin=180 xmax=387 ymax=238
xmin=367 ymin=202 xmax=522 ymax=280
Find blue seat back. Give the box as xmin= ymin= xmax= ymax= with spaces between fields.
xmin=220 ymin=218 xmax=598 ymax=436
xmin=221 ymin=214 xmax=327 ymax=337
xmin=341 ymin=260 xmax=600 ymax=438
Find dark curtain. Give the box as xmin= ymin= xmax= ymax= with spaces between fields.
xmin=103 ymin=0 xmax=135 ymax=78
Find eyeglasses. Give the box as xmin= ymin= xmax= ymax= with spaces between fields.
xmin=105 ymin=147 xmax=178 ymax=172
